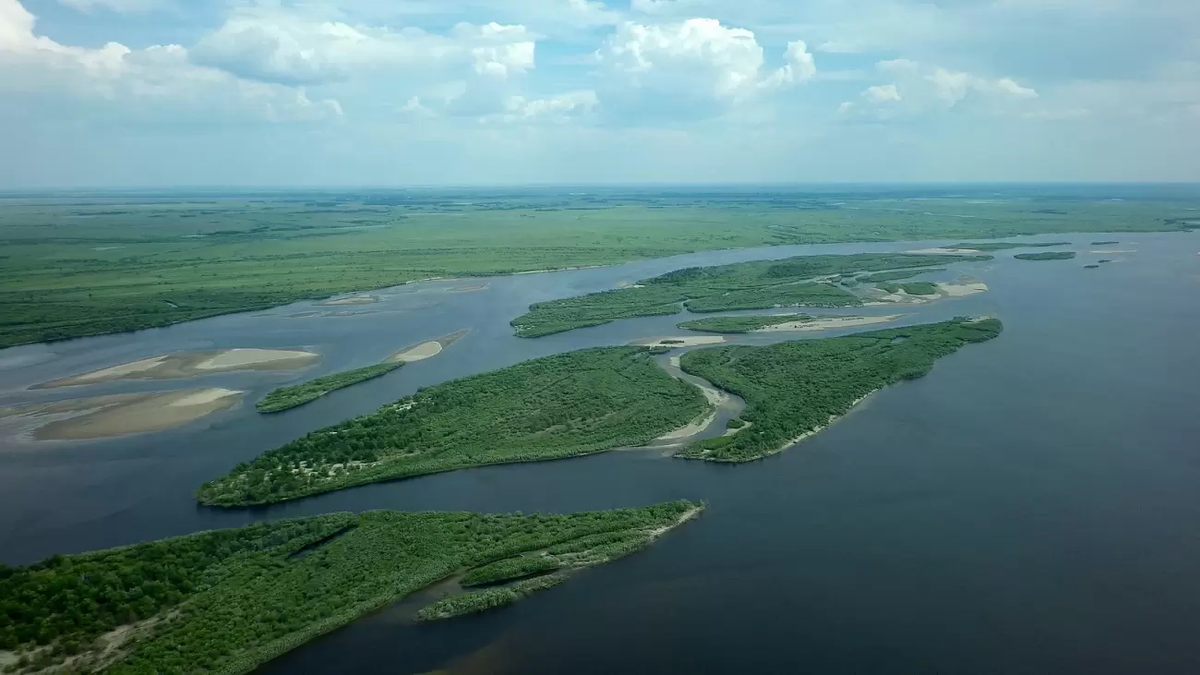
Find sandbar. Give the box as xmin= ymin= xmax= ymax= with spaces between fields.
xmin=904 ymin=247 xmax=982 ymax=255
xmin=0 ymin=388 xmax=243 ymax=441
xmin=631 ymin=336 xmax=728 ymax=348
xmin=385 ymin=329 xmax=471 ymax=364
xmin=36 ymin=349 xmax=319 ymax=389
xmin=937 ymin=281 xmax=989 ymax=297
xmin=1089 ymin=249 xmax=1137 ymax=254
xmin=318 ymin=295 xmax=379 ymax=306
xmin=756 ymin=315 xmax=901 ymax=333
xmin=448 ymin=284 xmax=488 ymax=293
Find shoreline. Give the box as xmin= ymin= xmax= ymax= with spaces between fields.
xmin=769 ymin=390 xmax=877 ymax=458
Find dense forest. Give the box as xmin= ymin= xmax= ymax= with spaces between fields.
xmin=198 ymin=347 xmax=709 ymax=506
xmin=256 ymin=363 xmax=403 ymax=413
xmin=678 ymin=314 xmax=814 ymax=334
xmin=676 ymin=318 xmax=1003 ymax=462
xmin=512 ymin=253 xmax=988 ymax=337
xmin=1014 ymin=251 xmax=1077 ymax=261
xmin=0 ymin=502 xmax=699 ymax=674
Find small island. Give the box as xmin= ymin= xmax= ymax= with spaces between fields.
xmin=1014 ymin=251 xmax=1077 ymax=261
xmin=256 ymin=363 xmax=403 ymax=413
xmin=948 ymin=241 xmax=1071 ymax=252
xmin=1091 ymin=240 xmax=1120 ymax=245
xmin=676 ymin=317 xmax=1003 ymax=463
xmin=199 ymin=347 xmax=710 ymax=506
xmin=0 ymin=502 xmax=700 ymax=675
xmin=511 ymin=253 xmax=989 ymax=338
xmin=255 ymin=330 xmax=470 ymax=413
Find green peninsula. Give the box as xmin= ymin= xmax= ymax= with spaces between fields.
xmin=1015 ymin=251 xmax=1077 ymax=261
xmin=256 ymin=362 xmax=403 ymax=413
xmin=512 ymin=253 xmax=987 ymax=338
xmin=0 ymin=502 xmax=699 ymax=675
xmin=198 ymin=347 xmax=709 ymax=506
xmin=677 ymin=318 xmax=1003 ymax=463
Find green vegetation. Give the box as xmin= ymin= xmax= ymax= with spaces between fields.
xmin=1084 ymin=265 xmax=1101 ymax=269
xmin=1098 ymin=259 xmax=1114 ymax=263
xmin=2 ymin=190 xmax=1193 ymax=348
xmin=513 ymin=253 xmax=985 ymax=337
xmin=1014 ymin=251 xmax=1077 ymax=261
xmin=197 ymin=347 xmax=709 ymax=506
xmin=877 ymin=281 xmax=939 ymax=296
xmin=417 ymin=576 xmax=566 ymax=622
xmin=460 ymin=556 xmax=563 ymax=587
xmin=0 ymin=501 xmax=698 ymax=674
xmin=256 ymin=363 xmax=403 ymax=413
xmin=679 ymin=314 xmax=813 ymax=334
xmin=726 ymin=418 xmax=747 ymax=430
xmin=676 ymin=318 xmax=1003 ymax=462
xmin=951 ymin=241 xmax=1071 ymax=251
xmin=858 ymin=268 xmax=945 ymax=283
xmin=1091 ymin=241 xmax=1120 ymax=245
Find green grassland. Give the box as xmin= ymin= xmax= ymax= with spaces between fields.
xmin=1014 ymin=251 xmax=1077 ymax=261
xmin=0 ymin=501 xmax=699 ymax=675
xmin=676 ymin=318 xmax=1003 ymax=463
xmin=256 ymin=363 xmax=404 ymax=413
xmin=1 ymin=191 xmax=1193 ymax=348
xmin=678 ymin=314 xmax=814 ymax=333
xmin=877 ymin=281 xmax=940 ymax=295
xmin=512 ymin=253 xmax=986 ymax=337
xmin=951 ymin=241 xmax=1070 ymax=251
xmin=858 ymin=268 xmax=945 ymax=283
xmin=197 ymin=347 xmax=709 ymax=506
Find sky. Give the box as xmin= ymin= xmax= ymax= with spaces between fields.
xmin=0 ymin=0 xmax=1197 ymax=187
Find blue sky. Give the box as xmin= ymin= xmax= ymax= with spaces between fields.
xmin=1 ymin=0 xmax=1197 ymax=186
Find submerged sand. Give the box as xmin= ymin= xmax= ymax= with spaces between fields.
xmin=0 ymin=388 xmax=243 ymax=441
xmin=318 ymin=295 xmax=379 ymax=306
xmin=36 ymin=349 xmax=319 ymax=389
xmin=937 ymin=281 xmax=989 ymax=297
xmin=756 ymin=315 xmax=901 ymax=333
xmin=385 ymin=329 xmax=471 ymax=364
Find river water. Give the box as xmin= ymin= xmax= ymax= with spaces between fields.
xmin=2 ymin=233 xmax=1199 ymax=674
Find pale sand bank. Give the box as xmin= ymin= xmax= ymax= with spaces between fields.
xmin=318 ymin=295 xmax=379 ymax=306
xmin=195 ymin=349 xmax=315 ymax=370
xmin=756 ymin=315 xmax=901 ymax=333
xmin=632 ymin=336 xmax=727 ymax=348
xmin=938 ymin=281 xmax=989 ymax=297
xmin=656 ymin=409 xmax=718 ymax=442
xmin=385 ymin=329 xmax=471 ymax=364
xmin=1090 ymin=249 xmax=1137 ymax=254
xmin=448 ymin=284 xmax=488 ymax=293
xmin=0 ymin=388 xmax=242 ymax=441
xmin=723 ymin=421 xmax=753 ymax=437
xmin=669 ymin=356 xmax=682 ymax=368
xmin=36 ymin=349 xmax=319 ymax=389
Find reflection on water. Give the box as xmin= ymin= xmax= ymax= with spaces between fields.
xmin=3 ymin=233 xmax=1200 ymax=674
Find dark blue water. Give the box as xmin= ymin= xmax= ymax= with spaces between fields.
xmin=2 ymin=232 xmax=1199 ymax=674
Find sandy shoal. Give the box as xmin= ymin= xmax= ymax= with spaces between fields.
xmin=938 ymin=281 xmax=989 ymax=297
xmin=756 ymin=315 xmax=901 ymax=333
xmin=656 ymin=409 xmax=718 ymax=442
xmin=384 ymin=329 xmax=471 ymax=364
xmin=195 ymin=349 xmax=317 ymax=370
xmin=1089 ymin=249 xmax=1137 ymax=254
xmin=1 ymin=388 xmax=242 ymax=441
xmin=319 ymin=295 xmax=378 ymax=306
xmin=36 ymin=349 xmax=319 ymax=389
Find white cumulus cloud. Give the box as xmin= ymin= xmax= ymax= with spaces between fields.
xmin=841 ymin=58 xmax=1038 ymax=117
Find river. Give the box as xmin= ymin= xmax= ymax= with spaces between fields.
xmin=2 ymin=232 xmax=1199 ymax=674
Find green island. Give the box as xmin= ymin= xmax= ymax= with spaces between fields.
xmin=1091 ymin=241 xmax=1120 ymax=245
xmin=256 ymin=363 xmax=403 ymax=413
xmin=676 ymin=318 xmax=1003 ymax=463
xmin=876 ymin=281 xmax=940 ymax=296
xmin=197 ymin=347 xmax=710 ymax=506
xmin=857 ymin=268 xmax=945 ymax=283
xmin=950 ymin=241 xmax=1071 ymax=251
xmin=1014 ymin=251 xmax=1077 ymax=261
xmin=2 ymin=191 xmax=1192 ymax=348
xmin=678 ymin=314 xmax=814 ymax=334
xmin=0 ymin=502 xmax=699 ymax=675
xmin=1084 ymin=265 xmax=1101 ymax=269
xmin=512 ymin=253 xmax=986 ymax=338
